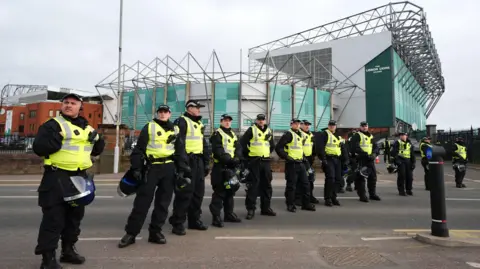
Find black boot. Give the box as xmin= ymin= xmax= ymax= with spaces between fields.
xmin=359 ymin=196 xmax=369 ymax=203
xmin=369 ymin=194 xmax=381 ymax=201
xmin=118 ymin=234 xmax=136 ymax=248
xmin=246 ymin=210 xmax=255 ymax=220
xmin=346 ymin=184 xmax=353 ymax=192
xmin=331 ymin=198 xmax=341 ymax=206
xmin=40 ymin=251 xmax=62 ymax=269
xmin=188 ymin=219 xmax=208 ymax=230
xmin=172 ymin=224 xmax=186 ymax=236
xmin=148 ymin=232 xmax=167 ymax=244
xmin=406 ymin=190 xmax=413 ymax=196
xmin=59 ymin=242 xmax=85 ymax=264
xmin=287 ymin=204 xmax=296 ymax=212
xmin=301 ymin=203 xmax=316 ymax=211
xmin=212 ymin=215 xmax=224 ymax=227
xmin=260 ymin=208 xmax=277 ymax=216
xmin=324 ymin=199 xmax=333 ymax=207
xmin=224 ymin=212 xmax=242 ymax=223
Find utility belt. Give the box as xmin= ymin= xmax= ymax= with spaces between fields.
xmin=247 ymin=156 xmax=271 ymax=162
xmin=148 ymin=156 xmax=173 ymax=164
xmin=326 ymin=154 xmax=341 ymax=159
xmin=187 ymin=153 xmax=203 ymax=159
xmin=44 ymin=165 xmax=87 ymax=174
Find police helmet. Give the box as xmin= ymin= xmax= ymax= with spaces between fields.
xmin=387 ymin=163 xmax=398 ymax=174
xmin=175 ymin=172 xmax=192 ymax=193
xmin=358 ymin=166 xmax=370 ymax=178
xmin=235 ymin=167 xmax=250 ymax=184
xmin=62 ymin=174 xmax=96 ymax=207
xmin=117 ymin=169 xmax=140 ymax=197
xmin=223 ymin=169 xmax=240 ymax=193
xmin=453 ymin=163 xmax=466 ymax=172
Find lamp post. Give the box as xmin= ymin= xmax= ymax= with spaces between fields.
xmin=114 ymin=0 xmax=124 ymax=174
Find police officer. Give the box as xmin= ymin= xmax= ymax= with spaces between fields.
xmin=295 ymin=120 xmax=319 ymax=206
xmin=32 ymin=93 xmax=105 ymax=269
xmin=452 ymin=137 xmax=468 ymax=188
xmin=118 ymin=104 xmax=190 ymax=248
xmin=240 ymin=114 xmax=276 ymax=220
xmin=169 ymin=100 xmax=211 ymax=235
xmin=391 ymin=132 xmax=415 ymax=196
xmin=315 ymin=120 xmax=344 ymax=207
xmin=349 ymin=121 xmax=381 ymax=202
xmin=276 ymin=118 xmax=316 ymax=212
xmin=209 ymin=114 xmax=243 ymax=227
xmin=384 ymin=138 xmax=392 ymax=164
xmin=419 ymin=136 xmax=432 ymax=190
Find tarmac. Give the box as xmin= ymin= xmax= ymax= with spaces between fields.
xmin=0 ymin=161 xmax=479 ymax=268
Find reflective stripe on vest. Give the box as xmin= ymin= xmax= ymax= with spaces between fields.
xmin=301 ymin=130 xmax=313 ymax=157
xmin=420 ymin=142 xmax=431 ymax=158
xmin=145 ymin=121 xmax=177 ymax=163
xmin=248 ymin=125 xmax=271 ymax=157
xmin=286 ymin=130 xmax=303 ymax=160
xmin=213 ymin=128 xmax=237 ymax=163
xmin=454 ymin=143 xmax=466 ymax=159
xmin=398 ymin=140 xmax=411 ymax=158
xmin=325 ymin=130 xmax=341 ymax=156
xmin=358 ymin=132 xmax=373 ymax=155
xmin=181 ymin=116 xmax=203 ymax=154
xmin=44 ymin=116 xmax=95 ymax=171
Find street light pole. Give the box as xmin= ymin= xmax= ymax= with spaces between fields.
xmin=114 ymin=0 xmax=124 ymax=174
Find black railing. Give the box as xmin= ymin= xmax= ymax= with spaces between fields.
xmin=0 ymin=135 xmax=35 ymax=154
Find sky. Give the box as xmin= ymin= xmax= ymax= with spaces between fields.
xmin=0 ymin=0 xmax=478 ymax=130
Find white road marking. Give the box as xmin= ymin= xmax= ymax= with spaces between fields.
xmin=0 ymin=196 xmax=114 ymax=199
xmin=215 ymin=236 xmax=294 ymax=240
xmin=361 ymin=236 xmax=412 ymax=241
xmin=0 ymin=183 xmax=118 ymax=187
xmin=445 ymin=173 xmax=479 ymax=183
xmin=446 ymin=198 xmax=480 ymax=201
xmin=79 ymin=237 xmax=142 ymax=241
xmin=466 ymin=262 xmax=480 ymax=268
xmin=0 ymin=179 xmax=118 ymax=182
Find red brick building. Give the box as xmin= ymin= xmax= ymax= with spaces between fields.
xmin=0 ymin=101 xmax=103 ymax=136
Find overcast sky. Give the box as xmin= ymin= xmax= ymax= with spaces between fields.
xmin=1 ymin=0 xmax=478 ymax=130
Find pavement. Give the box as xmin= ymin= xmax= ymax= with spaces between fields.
xmin=1 ymin=161 xmax=480 ymax=268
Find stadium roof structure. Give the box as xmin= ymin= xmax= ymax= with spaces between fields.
xmin=248 ymin=1 xmax=445 ymax=118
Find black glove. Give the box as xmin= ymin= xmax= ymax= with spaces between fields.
xmin=178 ymin=164 xmax=192 ymax=179
xmin=166 ymin=134 xmax=176 ymax=144
xmin=132 ymin=169 xmax=143 ymax=182
xmin=176 ymin=172 xmax=192 ymax=191
xmin=411 ymin=162 xmax=416 ymax=170
xmin=87 ymin=130 xmax=98 ymax=143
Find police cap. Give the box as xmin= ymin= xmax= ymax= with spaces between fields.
xmin=185 ymin=100 xmax=206 ymax=108
xmin=61 ymin=93 xmax=83 ymax=102
xmin=156 ymin=104 xmax=171 ymax=112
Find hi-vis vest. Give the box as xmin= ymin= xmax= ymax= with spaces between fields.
xmin=285 ymin=130 xmax=303 ymax=160
xmin=248 ymin=125 xmax=271 ymax=157
xmin=301 ymin=130 xmax=314 ymax=157
xmin=420 ymin=141 xmax=432 ymax=158
xmin=358 ymin=132 xmax=373 ymax=155
xmin=181 ymin=116 xmax=203 ymax=154
xmin=325 ymin=129 xmax=341 ymax=156
xmin=145 ymin=121 xmax=178 ymax=164
xmin=398 ymin=140 xmax=411 ymax=158
xmin=454 ymin=143 xmax=466 ymax=160
xmin=213 ymin=128 xmax=237 ymax=163
xmin=44 ymin=116 xmax=97 ymax=171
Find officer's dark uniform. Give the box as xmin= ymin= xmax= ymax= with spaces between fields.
xmin=349 ymin=121 xmax=381 ymax=202
xmin=384 ymin=139 xmax=392 ymax=164
xmin=419 ymin=137 xmax=432 ymax=190
xmin=315 ymin=120 xmax=344 ymax=207
xmin=276 ymin=118 xmax=316 ymax=212
xmin=169 ymin=100 xmax=211 ymax=234
xmin=452 ymin=137 xmax=468 ymax=188
xmin=118 ymin=105 xmax=190 ymax=248
xmin=295 ymin=120 xmax=319 ymax=206
xmin=240 ymin=114 xmax=276 ymax=220
xmin=32 ymin=93 xmax=105 ymax=269
xmin=337 ymin=136 xmax=349 ymax=193
xmin=391 ymin=132 xmax=416 ymax=196
xmin=345 ymin=131 xmax=357 ymax=192
xmin=209 ymin=114 xmax=243 ymax=227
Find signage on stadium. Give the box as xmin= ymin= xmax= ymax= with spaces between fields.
xmin=365 ymin=65 xmax=391 ymax=74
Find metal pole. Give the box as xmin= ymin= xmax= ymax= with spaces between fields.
xmin=114 ymin=0 xmax=124 ymax=174
xmin=427 ymin=145 xmax=449 ymax=237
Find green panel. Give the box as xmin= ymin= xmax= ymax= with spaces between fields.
xmin=365 ymin=47 xmax=394 ymax=127
xmin=154 ymin=87 xmax=165 ymax=110
xmin=166 ymin=84 xmax=186 ymax=121
xmin=121 ymin=91 xmax=135 ymax=128
xmin=269 ymin=84 xmax=292 ymax=131
xmin=213 ymin=83 xmax=239 ymax=129
xmin=315 ymin=90 xmax=331 ymax=130
xmin=134 ymin=88 xmax=154 ymax=130
xmin=295 ymin=87 xmax=315 ymax=124
xmin=392 ymin=50 xmax=427 ymax=130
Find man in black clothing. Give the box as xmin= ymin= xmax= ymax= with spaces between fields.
xmin=240 ymin=114 xmax=277 ymax=220
xmin=452 ymin=137 xmax=468 ymax=188
xmin=33 ymin=93 xmax=105 ymax=269
xmin=391 ymin=132 xmax=416 ymax=196
xmin=169 ymin=100 xmax=211 ymax=235
xmin=419 ymin=136 xmax=432 ymax=190
xmin=295 ymin=120 xmax=319 ymax=206
xmin=118 ymin=104 xmax=190 ymax=248
xmin=209 ymin=114 xmax=243 ymax=227
xmin=315 ymin=120 xmax=345 ymax=207
xmin=345 ymin=130 xmax=357 ymax=192
xmin=349 ymin=121 xmax=381 ymax=202
xmin=275 ymin=118 xmax=316 ymax=212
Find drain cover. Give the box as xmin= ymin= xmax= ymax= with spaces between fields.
xmin=318 ymin=246 xmax=395 ymax=267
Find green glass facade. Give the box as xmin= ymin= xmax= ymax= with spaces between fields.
xmin=295 ymin=87 xmax=315 ymax=124
xmin=316 ymin=90 xmax=331 ymax=130
xmin=213 ymin=83 xmax=239 ymax=129
xmin=269 ymin=83 xmax=292 ymax=131
xmin=166 ymin=84 xmax=186 ymax=120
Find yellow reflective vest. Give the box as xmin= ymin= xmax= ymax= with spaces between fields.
xmin=145 ymin=121 xmax=178 ymax=164
xmin=181 ymin=115 xmax=203 ymax=154
xmin=301 ymin=130 xmax=314 ymax=157
xmin=420 ymin=141 xmax=431 ymax=158
xmin=44 ymin=116 xmax=97 ymax=171
xmin=325 ymin=129 xmax=341 ymax=156
xmin=358 ymin=132 xmax=373 ymax=155
xmin=248 ymin=125 xmax=271 ymax=157
xmin=285 ymin=130 xmax=304 ymax=160
xmin=213 ymin=128 xmax=237 ymax=163
xmin=398 ymin=140 xmax=411 ymax=158
xmin=454 ymin=143 xmax=466 ymax=160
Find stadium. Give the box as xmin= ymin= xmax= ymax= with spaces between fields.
xmin=95 ymin=1 xmax=444 ymax=137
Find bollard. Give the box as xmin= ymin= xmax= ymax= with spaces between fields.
xmin=426 ymin=145 xmax=449 ymax=237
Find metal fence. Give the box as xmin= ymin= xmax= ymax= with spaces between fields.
xmin=0 ymin=135 xmax=35 ymax=154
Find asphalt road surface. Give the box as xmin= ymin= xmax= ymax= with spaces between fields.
xmin=1 ymin=162 xmax=480 ymax=269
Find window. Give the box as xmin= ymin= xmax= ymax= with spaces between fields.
xmin=19 ymin=125 xmax=24 ymax=133
xmin=29 ymin=110 xmax=37 ymax=118
xmin=56 ymin=110 xmax=60 ymax=117
xmin=88 ymin=113 xmax=92 ymax=118
xmin=49 ymin=110 xmax=53 ymax=117
xmin=20 ymin=113 xmax=24 ymax=120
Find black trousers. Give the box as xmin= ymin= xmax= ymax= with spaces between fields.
xmin=245 ymin=158 xmax=273 ymax=211
xmin=397 ymin=159 xmax=413 ymax=192
xmin=355 ymin=159 xmax=377 ymax=197
xmin=125 ymin=162 xmax=175 ymax=236
xmin=285 ymin=162 xmax=310 ymax=206
xmin=169 ymin=154 xmax=205 ymax=225
xmin=346 ymin=158 xmax=357 ymax=185
xmin=209 ymin=164 xmax=235 ymax=216
xmin=322 ymin=157 xmax=341 ymax=200
xmin=453 ymin=160 xmax=467 ymax=185
xmin=336 ymin=161 xmax=346 ymax=191
xmin=295 ymin=158 xmax=316 ymax=201
xmin=35 ymin=169 xmax=87 ymax=255
xmin=421 ymin=158 xmax=430 ymax=190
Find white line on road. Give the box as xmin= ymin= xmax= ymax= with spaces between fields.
xmin=79 ymin=237 xmax=142 ymax=241
xmin=445 ymin=173 xmax=479 ymax=183
xmin=215 ymin=236 xmax=294 ymax=240
xmin=361 ymin=236 xmax=412 ymax=241
xmin=0 ymin=183 xmax=118 ymax=187
xmin=466 ymin=262 xmax=480 ymax=268
xmin=0 ymin=179 xmax=118 ymax=182
xmin=0 ymin=196 xmax=114 ymax=199
xmin=446 ymin=198 xmax=480 ymax=201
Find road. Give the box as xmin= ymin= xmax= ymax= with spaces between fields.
xmin=1 ymin=162 xmax=480 ymax=268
